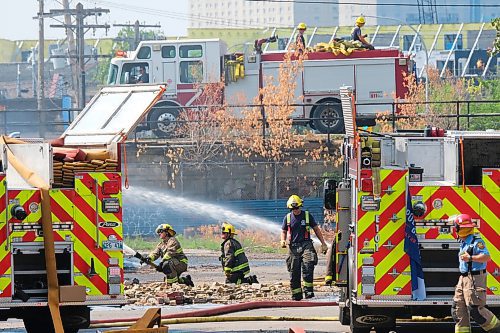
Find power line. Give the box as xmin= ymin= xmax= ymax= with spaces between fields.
xmin=245 ymin=0 xmax=499 ymax=7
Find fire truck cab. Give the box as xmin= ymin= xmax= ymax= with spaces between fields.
xmin=0 ymin=85 xmax=164 ymax=332
xmin=107 ymin=38 xmax=410 ymax=136
xmin=333 ymin=87 xmax=500 ymax=333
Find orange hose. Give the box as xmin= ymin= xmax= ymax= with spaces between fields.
xmin=90 ymin=300 xmax=339 ymax=325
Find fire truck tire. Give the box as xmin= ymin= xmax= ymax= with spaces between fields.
xmin=349 ymin=304 xmax=372 ymax=333
xmin=23 ymin=306 xmax=90 ymax=333
xmin=339 ymin=304 xmax=350 ymax=325
xmin=149 ymin=104 xmax=180 ymax=137
xmin=312 ymin=101 xmax=344 ymax=134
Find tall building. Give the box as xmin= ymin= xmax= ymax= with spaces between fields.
xmin=188 ymin=0 xmax=338 ymax=29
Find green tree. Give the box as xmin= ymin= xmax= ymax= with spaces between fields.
xmin=491 ymin=18 xmax=499 ymax=55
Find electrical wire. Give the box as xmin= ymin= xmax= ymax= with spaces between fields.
xmin=245 ymin=0 xmax=499 ymax=7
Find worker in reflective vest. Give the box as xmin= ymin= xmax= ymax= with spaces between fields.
xmin=220 ymin=222 xmax=258 ymax=285
xmin=452 ymin=214 xmax=500 ymax=333
xmin=281 ymin=195 xmax=328 ymax=301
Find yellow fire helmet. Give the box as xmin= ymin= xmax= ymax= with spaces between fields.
xmin=155 ymin=223 xmax=176 ymax=236
xmin=221 ymin=222 xmax=237 ymax=235
xmin=297 ymin=22 xmax=307 ymax=30
xmin=356 ymin=16 xmax=366 ymax=25
xmin=287 ymin=194 xmax=303 ymax=209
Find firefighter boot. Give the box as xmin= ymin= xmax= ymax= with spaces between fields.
xmin=249 ymin=275 xmax=259 ymax=284
xmin=305 ymin=291 xmax=315 ymax=299
xmin=180 ymin=275 xmax=195 ymax=287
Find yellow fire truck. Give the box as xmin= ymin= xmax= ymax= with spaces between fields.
xmin=0 ymin=85 xmax=164 ymax=332
xmin=332 ymin=87 xmax=499 ymax=332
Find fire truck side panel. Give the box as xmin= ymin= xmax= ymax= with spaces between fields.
xmin=74 ymin=172 xmax=123 ymax=296
xmin=0 ymin=175 xmax=11 ymax=299
xmin=354 ymin=63 xmax=396 ymax=116
xmin=356 ymin=169 xmax=410 ymax=299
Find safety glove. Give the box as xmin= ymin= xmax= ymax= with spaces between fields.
xmin=280 ymin=240 xmax=287 ymax=248
xmin=156 ymin=261 xmax=164 ymax=272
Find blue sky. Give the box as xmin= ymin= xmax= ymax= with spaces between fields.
xmin=1 ymin=0 xmax=189 ymax=40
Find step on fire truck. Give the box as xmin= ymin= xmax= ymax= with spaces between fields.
xmin=107 ymin=38 xmax=411 ymax=136
xmin=330 ymin=87 xmax=499 ymax=333
xmin=0 ymin=85 xmax=164 ymax=332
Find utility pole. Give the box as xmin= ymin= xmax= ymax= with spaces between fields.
xmin=113 ymin=20 xmax=161 ymax=50
xmin=62 ymin=0 xmax=78 ymax=95
xmin=47 ymin=2 xmax=110 ymax=109
xmin=37 ymin=0 xmax=46 ymax=137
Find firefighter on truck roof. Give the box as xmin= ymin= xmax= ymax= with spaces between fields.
xmin=147 ymin=223 xmax=194 ymax=287
xmin=220 ymin=222 xmax=259 ymax=285
xmin=281 ymin=195 xmax=328 ymax=301
xmin=453 ymin=214 xmax=500 ymax=333
xmin=351 ymin=16 xmax=375 ymax=50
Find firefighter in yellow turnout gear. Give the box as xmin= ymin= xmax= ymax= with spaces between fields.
xmin=281 ymin=195 xmax=328 ymax=300
xmin=148 ymin=224 xmax=194 ymax=287
xmin=220 ymin=222 xmax=258 ymax=284
xmin=452 ymin=214 xmax=500 ymax=333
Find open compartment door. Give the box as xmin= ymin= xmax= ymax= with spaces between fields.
xmin=61 ymin=85 xmax=165 ymax=146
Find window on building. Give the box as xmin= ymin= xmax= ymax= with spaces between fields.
xmin=180 ymin=61 xmax=203 ymax=83
xmin=444 ymin=34 xmax=463 ymax=50
xmin=161 ymin=46 xmax=176 ymax=58
xmin=179 ymin=45 xmax=203 ymax=58
xmin=402 ymin=35 xmax=414 ymax=51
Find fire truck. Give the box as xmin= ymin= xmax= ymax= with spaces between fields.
xmin=329 ymin=87 xmax=500 ymax=332
xmin=0 ymin=85 xmax=164 ymax=332
xmin=107 ymin=38 xmax=411 ymax=136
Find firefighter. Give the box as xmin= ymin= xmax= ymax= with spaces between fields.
xmin=351 ymin=16 xmax=375 ymax=50
xmin=452 ymin=214 xmax=500 ymax=333
xmin=148 ymin=224 xmax=194 ymax=287
xmin=281 ymin=195 xmax=328 ymax=300
xmin=220 ymin=222 xmax=259 ymax=284
xmin=296 ymin=22 xmax=307 ymax=51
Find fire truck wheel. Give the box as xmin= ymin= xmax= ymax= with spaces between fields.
xmin=23 ymin=306 xmax=90 ymax=333
xmin=149 ymin=104 xmax=180 ymax=137
xmin=312 ymin=101 xmax=344 ymax=134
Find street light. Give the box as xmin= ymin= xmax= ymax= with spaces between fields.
xmin=358 ymin=15 xmax=429 ymax=108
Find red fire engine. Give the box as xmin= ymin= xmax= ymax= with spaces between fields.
xmin=107 ymin=38 xmax=411 ymax=136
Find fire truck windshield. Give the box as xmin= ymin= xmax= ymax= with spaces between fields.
xmin=107 ymin=64 xmax=118 ymax=85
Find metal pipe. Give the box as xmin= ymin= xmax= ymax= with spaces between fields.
xmin=461 ymin=22 xmax=485 ymax=77
xmin=440 ymin=23 xmax=464 ymax=77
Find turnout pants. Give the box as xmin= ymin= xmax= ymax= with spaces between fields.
xmin=226 ymin=271 xmax=251 ymax=285
xmin=452 ymin=272 xmax=500 ymax=333
xmin=286 ymin=240 xmax=318 ymax=298
xmin=163 ymin=258 xmax=188 ymax=285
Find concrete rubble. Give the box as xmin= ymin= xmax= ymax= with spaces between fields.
xmin=124 ymin=280 xmax=337 ymax=306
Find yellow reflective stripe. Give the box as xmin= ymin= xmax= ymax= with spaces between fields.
xmin=305 ymin=211 xmax=310 ymax=232
xmin=75 ymin=174 xmax=121 ymax=223
xmin=287 ymin=213 xmax=291 ymax=225
xmin=231 ymin=262 xmax=249 ymax=272
xmin=234 ymin=248 xmax=244 ymax=256
xmin=0 ymin=179 xmax=6 ymax=222
xmin=483 ymin=316 xmax=499 ymax=331
xmin=455 ymin=325 xmax=471 ymax=333
xmin=163 ymin=255 xmax=171 ymax=260
xmin=325 ymin=275 xmax=332 ymax=280
xmin=180 ymin=258 xmax=188 ymax=264
xmin=303 ymin=281 xmax=314 ymax=287
xmin=176 ymin=248 xmax=184 ymax=253
xmin=483 ymin=172 xmax=500 ymax=193
xmin=224 ymin=267 xmax=231 ymax=272
xmin=166 ymin=277 xmax=178 ymax=283
xmin=291 ymin=287 xmax=302 ymax=295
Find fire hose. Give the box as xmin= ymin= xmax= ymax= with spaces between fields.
xmin=90 ymin=300 xmax=339 ymax=326
xmin=0 ymin=137 xmax=64 ymax=333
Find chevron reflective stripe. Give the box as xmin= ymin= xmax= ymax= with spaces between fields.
xmin=0 ymin=176 xmax=10 ymax=298
xmin=357 ymin=169 xmax=409 ymax=297
xmin=51 ymin=175 xmax=123 ymax=296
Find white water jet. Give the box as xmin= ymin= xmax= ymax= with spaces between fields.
xmin=123 ymin=186 xmax=283 ymax=236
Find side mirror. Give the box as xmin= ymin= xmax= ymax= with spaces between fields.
xmin=324 ymin=179 xmax=337 ymax=210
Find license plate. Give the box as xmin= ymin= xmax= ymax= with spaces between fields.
xmin=102 ymin=240 xmax=123 ymax=251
